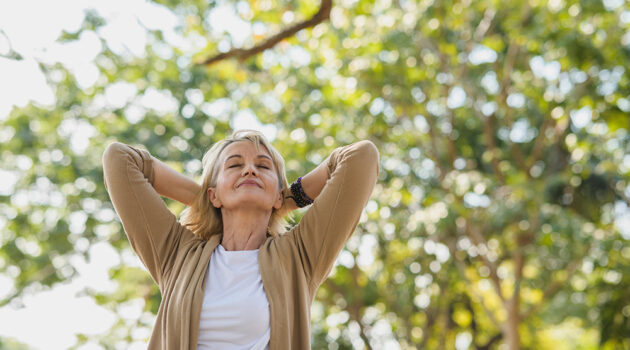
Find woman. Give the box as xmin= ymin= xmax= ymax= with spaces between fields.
xmin=102 ymin=129 xmax=379 ymax=349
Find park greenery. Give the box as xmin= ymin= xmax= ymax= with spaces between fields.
xmin=1 ymin=0 xmax=630 ymax=348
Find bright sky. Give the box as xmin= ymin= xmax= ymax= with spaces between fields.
xmin=0 ymin=242 xmax=127 ymax=349
xmin=1 ymin=0 xmax=630 ymax=348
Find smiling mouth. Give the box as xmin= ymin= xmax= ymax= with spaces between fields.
xmin=239 ymin=183 xmax=260 ymax=188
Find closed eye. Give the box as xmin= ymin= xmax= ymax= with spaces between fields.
xmin=228 ymin=164 xmax=270 ymax=169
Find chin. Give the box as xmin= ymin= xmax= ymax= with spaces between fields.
xmin=227 ymin=195 xmax=274 ymax=210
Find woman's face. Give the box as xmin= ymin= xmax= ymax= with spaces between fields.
xmin=207 ymin=140 xmax=283 ymax=212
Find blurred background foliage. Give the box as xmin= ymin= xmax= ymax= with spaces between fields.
xmin=1 ymin=0 xmax=629 ymax=349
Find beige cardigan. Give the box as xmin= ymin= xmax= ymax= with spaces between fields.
xmin=102 ymin=140 xmax=379 ymax=349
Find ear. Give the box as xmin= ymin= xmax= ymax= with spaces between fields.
xmin=272 ymin=188 xmax=283 ymax=210
xmin=207 ymin=187 xmax=222 ymax=208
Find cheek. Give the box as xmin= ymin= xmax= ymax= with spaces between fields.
xmin=214 ymin=173 xmax=232 ymax=194
xmin=266 ymin=174 xmax=280 ymax=190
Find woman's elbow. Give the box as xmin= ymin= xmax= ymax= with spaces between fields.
xmin=330 ymin=140 xmax=380 ymax=183
xmin=102 ymin=142 xmax=126 ymax=167
xmin=354 ymin=140 xmax=380 ymax=176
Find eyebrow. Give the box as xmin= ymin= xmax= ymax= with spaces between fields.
xmin=225 ymin=154 xmax=273 ymax=162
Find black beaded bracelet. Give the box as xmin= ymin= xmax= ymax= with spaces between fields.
xmin=289 ymin=176 xmax=314 ymax=208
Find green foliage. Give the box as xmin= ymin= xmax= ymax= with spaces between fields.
xmin=2 ymin=0 xmax=630 ymax=348
xmin=0 ymin=336 xmax=32 ymax=350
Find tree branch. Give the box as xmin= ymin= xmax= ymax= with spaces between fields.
xmin=512 ymin=209 xmax=539 ymax=307
xmin=349 ymin=264 xmax=374 ymax=350
xmin=456 ymin=18 xmax=507 ymax=185
xmin=521 ymin=254 xmax=584 ymax=320
xmin=324 ymin=266 xmax=374 ymax=350
xmin=198 ymin=0 xmax=333 ymax=66
xmin=476 ymin=332 xmax=503 ymax=350
xmin=473 ymin=9 xmax=497 ymax=42
xmin=494 ymin=41 xmax=530 ymax=176
xmin=492 ymin=5 xmax=534 ymax=177
xmin=0 ymin=29 xmax=23 ymax=60
xmin=424 ymin=113 xmax=450 ymax=182
xmin=527 ymin=76 xmax=593 ymax=169
xmin=465 ymin=220 xmax=506 ymax=303
xmin=482 ymin=113 xmax=506 ymax=185
xmin=448 ymin=241 xmax=502 ymax=329
xmin=526 ymin=115 xmax=554 ymax=169
xmin=444 ymin=86 xmax=459 ymax=168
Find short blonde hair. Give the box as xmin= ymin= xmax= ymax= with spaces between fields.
xmin=180 ymin=129 xmax=290 ymax=240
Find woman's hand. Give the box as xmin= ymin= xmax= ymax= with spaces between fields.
xmin=274 ymin=187 xmax=298 ymax=218
xmin=276 ymin=153 xmax=332 ymax=217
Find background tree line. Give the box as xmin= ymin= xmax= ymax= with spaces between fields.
xmin=1 ymin=0 xmax=629 ymax=348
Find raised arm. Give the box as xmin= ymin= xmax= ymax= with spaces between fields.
xmin=286 ymin=140 xmax=379 ymax=290
xmin=151 ymin=156 xmax=201 ymax=207
xmin=278 ymin=152 xmax=331 ymax=215
xmin=102 ymin=142 xmax=194 ymax=288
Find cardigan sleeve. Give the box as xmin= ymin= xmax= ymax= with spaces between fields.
xmin=102 ymin=142 xmax=191 ymax=289
xmin=288 ymin=140 xmax=379 ymax=290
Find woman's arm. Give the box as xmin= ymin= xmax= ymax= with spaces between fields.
xmin=281 ymin=154 xmax=331 ymax=213
xmin=102 ymin=142 xmax=194 ymax=288
xmin=285 ymin=140 xmax=379 ymax=289
xmin=151 ymin=156 xmax=201 ymax=207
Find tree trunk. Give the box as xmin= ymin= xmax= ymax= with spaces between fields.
xmin=503 ymin=299 xmax=521 ymax=350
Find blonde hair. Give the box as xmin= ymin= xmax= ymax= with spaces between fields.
xmin=180 ymin=129 xmax=290 ymax=240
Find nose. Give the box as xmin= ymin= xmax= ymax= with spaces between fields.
xmin=241 ymin=162 xmax=258 ymax=177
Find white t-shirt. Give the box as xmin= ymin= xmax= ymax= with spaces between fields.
xmin=196 ymin=244 xmax=271 ymax=350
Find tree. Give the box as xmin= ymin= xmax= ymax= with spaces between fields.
xmin=1 ymin=0 xmax=629 ymax=348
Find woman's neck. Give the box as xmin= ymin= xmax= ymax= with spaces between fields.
xmin=220 ymin=208 xmax=271 ymax=251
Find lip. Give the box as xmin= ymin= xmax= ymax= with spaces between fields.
xmin=238 ymin=180 xmax=261 ymax=188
